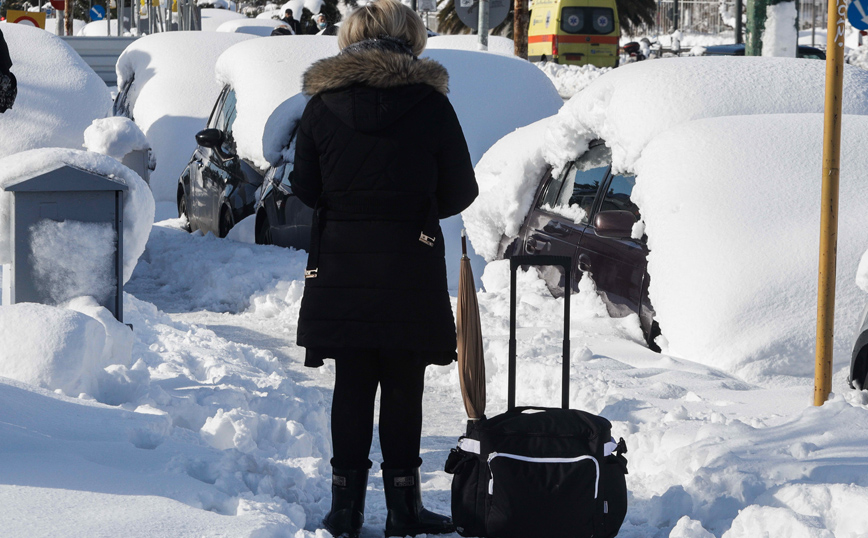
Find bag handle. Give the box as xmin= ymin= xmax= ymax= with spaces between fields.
xmin=508 ymin=255 xmax=571 ymax=411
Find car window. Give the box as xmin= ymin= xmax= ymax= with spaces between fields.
xmin=207 ymin=87 xmax=228 ymax=129
xmin=590 ymin=8 xmax=614 ymax=34
xmin=219 ymin=90 xmax=238 ymax=154
xmin=598 ymin=174 xmax=640 ymax=220
xmin=560 ymin=7 xmax=584 ymax=33
xmin=113 ymin=74 xmax=135 ymax=119
xmin=539 ymin=142 xmax=611 ymax=223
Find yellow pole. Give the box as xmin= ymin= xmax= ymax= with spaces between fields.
xmin=814 ymin=0 xmax=847 ymax=406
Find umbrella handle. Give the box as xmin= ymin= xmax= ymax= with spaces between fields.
xmin=461 ymin=229 xmax=467 ymax=258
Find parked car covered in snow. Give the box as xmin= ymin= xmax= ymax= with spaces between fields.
xmin=114 ymin=31 xmax=257 ymax=204
xmin=0 ymin=24 xmax=111 ymax=158
xmin=466 ymin=56 xmax=868 ymax=377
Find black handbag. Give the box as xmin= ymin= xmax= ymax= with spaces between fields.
xmin=0 ymin=71 xmax=17 ymax=113
xmin=445 ymin=255 xmax=629 ymax=538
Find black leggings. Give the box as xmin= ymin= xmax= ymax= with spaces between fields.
xmin=331 ymin=350 xmax=427 ymax=471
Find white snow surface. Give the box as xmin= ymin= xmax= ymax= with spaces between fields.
xmin=535 ymin=61 xmax=612 ymax=99
xmin=762 ymin=1 xmax=798 ymax=57
xmin=200 ymin=8 xmax=247 ymax=31
xmin=83 ymin=117 xmax=151 ymax=161
xmin=0 ymin=148 xmax=155 ymax=284
xmin=115 ymin=31 xmax=256 ymax=202
xmin=216 ymin=17 xmax=286 ymax=34
xmin=426 ymin=35 xmax=516 ymax=56
xmin=633 ymin=113 xmax=868 ymax=382
xmin=0 ymin=24 xmax=112 ymax=158
xmin=78 ymin=19 xmax=131 ymax=36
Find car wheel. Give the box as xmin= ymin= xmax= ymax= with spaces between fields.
xmin=646 ymin=320 xmax=662 ymax=353
xmin=219 ymin=206 xmax=234 ymax=238
xmin=255 ymin=213 xmax=273 ymax=245
xmin=178 ymin=190 xmax=192 ymax=232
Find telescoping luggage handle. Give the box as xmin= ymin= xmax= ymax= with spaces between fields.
xmin=508 ymin=255 xmax=571 ymax=411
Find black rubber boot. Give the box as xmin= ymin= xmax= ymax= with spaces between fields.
xmin=323 ymin=468 xmax=368 ymax=538
xmin=383 ymin=467 xmax=455 ymax=537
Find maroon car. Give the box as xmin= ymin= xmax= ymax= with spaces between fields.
xmin=507 ymin=140 xmax=660 ymax=349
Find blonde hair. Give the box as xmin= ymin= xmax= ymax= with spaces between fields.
xmin=338 ymin=0 xmax=428 ymax=57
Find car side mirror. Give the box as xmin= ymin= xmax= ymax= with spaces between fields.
xmin=196 ymin=128 xmax=224 ymax=148
xmin=595 ymin=210 xmax=637 ymax=239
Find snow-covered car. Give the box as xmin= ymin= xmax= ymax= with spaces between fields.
xmin=0 ymin=24 xmax=111 ymax=158
xmin=114 ymin=31 xmax=257 ymax=204
xmin=849 ymin=306 xmax=868 ymax=390
xmin=466 ymin=56 xmax=868 ymax=379
xmin=216 ymin=18 xmax=288 ymax=36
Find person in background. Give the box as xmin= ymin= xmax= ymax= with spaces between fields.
xmin=281 ymin=8 xmax=301 ymax=34
xmin=314 ymin=12 xmax=338 ymax=35
xmin=0 ymin=28 xmax=17 ymax=114
xmin=292 ymin=0 xmax=478 ymax=536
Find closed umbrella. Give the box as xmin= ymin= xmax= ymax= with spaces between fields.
xmin=457 ymin=229 xmax=486 ymax=424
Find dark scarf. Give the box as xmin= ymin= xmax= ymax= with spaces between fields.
xmin=341 ymin=35 xmax=416 ymax=59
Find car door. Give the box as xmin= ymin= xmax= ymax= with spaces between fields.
xmin=519 ymin=141 xmax=612 ymax=291
xmin=189 ymin=87 xmax=228 ymax=228
xmin=202 ymin=88 xmax=240 ymax=235
xmin=576 ymin=172 xmax=649 ymax=318
xmin=275 ymin=156 xmax=314 ymax=250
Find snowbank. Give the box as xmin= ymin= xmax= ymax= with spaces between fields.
xmin=0 ymin=148 xmax=155 ymax=284
xmin=83 ymin=117 xmax=151 ymax=161
xmin=78 ymin=19 xmax=130 ymax=36
xmin=426 ymin=35 xmax=516 ymax=56
xmin=536 ymin=61 xmax=612 ymax=99
xmin=762 ymin=1 xmax=798 ymax=57
xmin=115 ymin=31 xmax=256 ymax=203
xmin=200 ymin=8 xmax=247 ymax=31
xmin=216 ymin=17 xmax=286 ymax=35
xmin=634 ymin=113 xmax=868 ymax=381
xmin=0 ymin=24 xmax=112 ymax=158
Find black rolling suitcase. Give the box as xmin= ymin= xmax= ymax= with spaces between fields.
xmin=445 ymin=255 xmax=629 ymax=538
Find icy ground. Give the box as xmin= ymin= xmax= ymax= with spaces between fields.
xmin=3 ymin=214 xmax=867 ymax=537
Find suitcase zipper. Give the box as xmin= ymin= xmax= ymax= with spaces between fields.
xmin=487 ymin=452 xmax=600 ymax=498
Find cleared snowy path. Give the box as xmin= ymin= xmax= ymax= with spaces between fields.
xmin=121 ymin=221 xmax=868 ymax=537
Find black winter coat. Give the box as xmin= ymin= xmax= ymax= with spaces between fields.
xmin=293 ymin=44 xmax=478 ymax=367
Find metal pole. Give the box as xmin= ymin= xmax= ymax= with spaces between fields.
xmin=811 ymin=0 xmax=816 ymax=46
xmin=673 ymin=0 xmax=679 ymax=29
xmin=814 ymin=0 xmax=846 ymax=406
xmin=736 ymin=0 xmax=744 ymax=43
xmin=477 ymin=0 xmax=489 ymax=50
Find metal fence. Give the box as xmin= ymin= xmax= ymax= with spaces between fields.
xmin=641 ymin=0 xmax=827 ymax=40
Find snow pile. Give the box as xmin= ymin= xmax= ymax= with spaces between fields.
xmin=848 ymin=44 xmax=868 ymax=70
xmin=83 ymin=117 xmax=151 ymax=161
xmin=115 ymin=31 xmax=256 ymax=202
xmin=535 ymin=61 xmax=612 ymax=99
xmin=426 ymin=35 xmax=516 ymax=56
xmin=216 ymin=17 xmax=285 ymax=35
xmin=762 ymin=1 xmax=798 ymax=57
xmin=215 ymin=36 xmax=340 ymax=169
xmin=0 ymin=148 xmax=155 ymax=284
xmin=635 ymin=114 xmax=868 ymax=380
xmin=0 ymin=303 xmax=124 ymax=396
xmin=200 ymin=8 xmax=247 ymax=31
xmin=31 ymin=220 xmax=117 ymax=305
xmin=78 ymin=19 xmax=130 ymax=36
xmin=0 ymin=24 xmax=112 ymax=158
xmin=43 ymin=18 xmax=87 ymax=35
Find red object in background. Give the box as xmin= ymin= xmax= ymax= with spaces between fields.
xmin=50 ymin=0 xmax=65 ymax=10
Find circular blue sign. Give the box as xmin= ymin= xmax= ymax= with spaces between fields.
xmin=90 ymin=4 xmax=106 ymax=21
xmin=849 ymin=0 xmax=868 ymax=31
xmin=568 ymin=15 xmax=580 ymax=26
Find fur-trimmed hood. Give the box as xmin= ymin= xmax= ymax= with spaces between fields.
xmin=302 ymin=47 xmax=450 ymax=132
xmin=302 ymin=48 xmax=449 ymax=97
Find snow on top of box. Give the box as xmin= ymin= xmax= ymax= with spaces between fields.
xmin=217 ymin=39 xmax=561 ymax=169
xmin=200 ymin=8 xmax=247 ymax=32
xmin=115 ymin=31 xmax=256 ymax=202
xmin=545 ymin=56 xmax=868 ymax=173
xmin=426 ymin=35 xmax=516 ymax=56
xmin=0 ymin=24 xmax=112 ymax=159
xmin=633 ymin=113 xmax=868 ymax=381
xmin=84 ymin=117 xmax=151 ymax=160
xmin=0 ymin=148 xmax=155 ymax=285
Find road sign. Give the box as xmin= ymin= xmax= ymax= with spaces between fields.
xmin=849 ymin=0 xmax=868 ymax=31
xmin=7 ymin=9 xmax=46 ymax=28
xmin=50 ymin=0 xmax=65 ymax=9
xmin=90 ymin=4 xmax=106 ymax=20
xmin=455 ymin=0 xmax=509 ymax=30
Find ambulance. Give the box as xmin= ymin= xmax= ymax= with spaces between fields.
xmin=527 ymin=0 xmax=621 ymax=67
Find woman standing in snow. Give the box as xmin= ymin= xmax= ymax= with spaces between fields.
xmin=292 ymin=0 xmax=478 ymax=535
